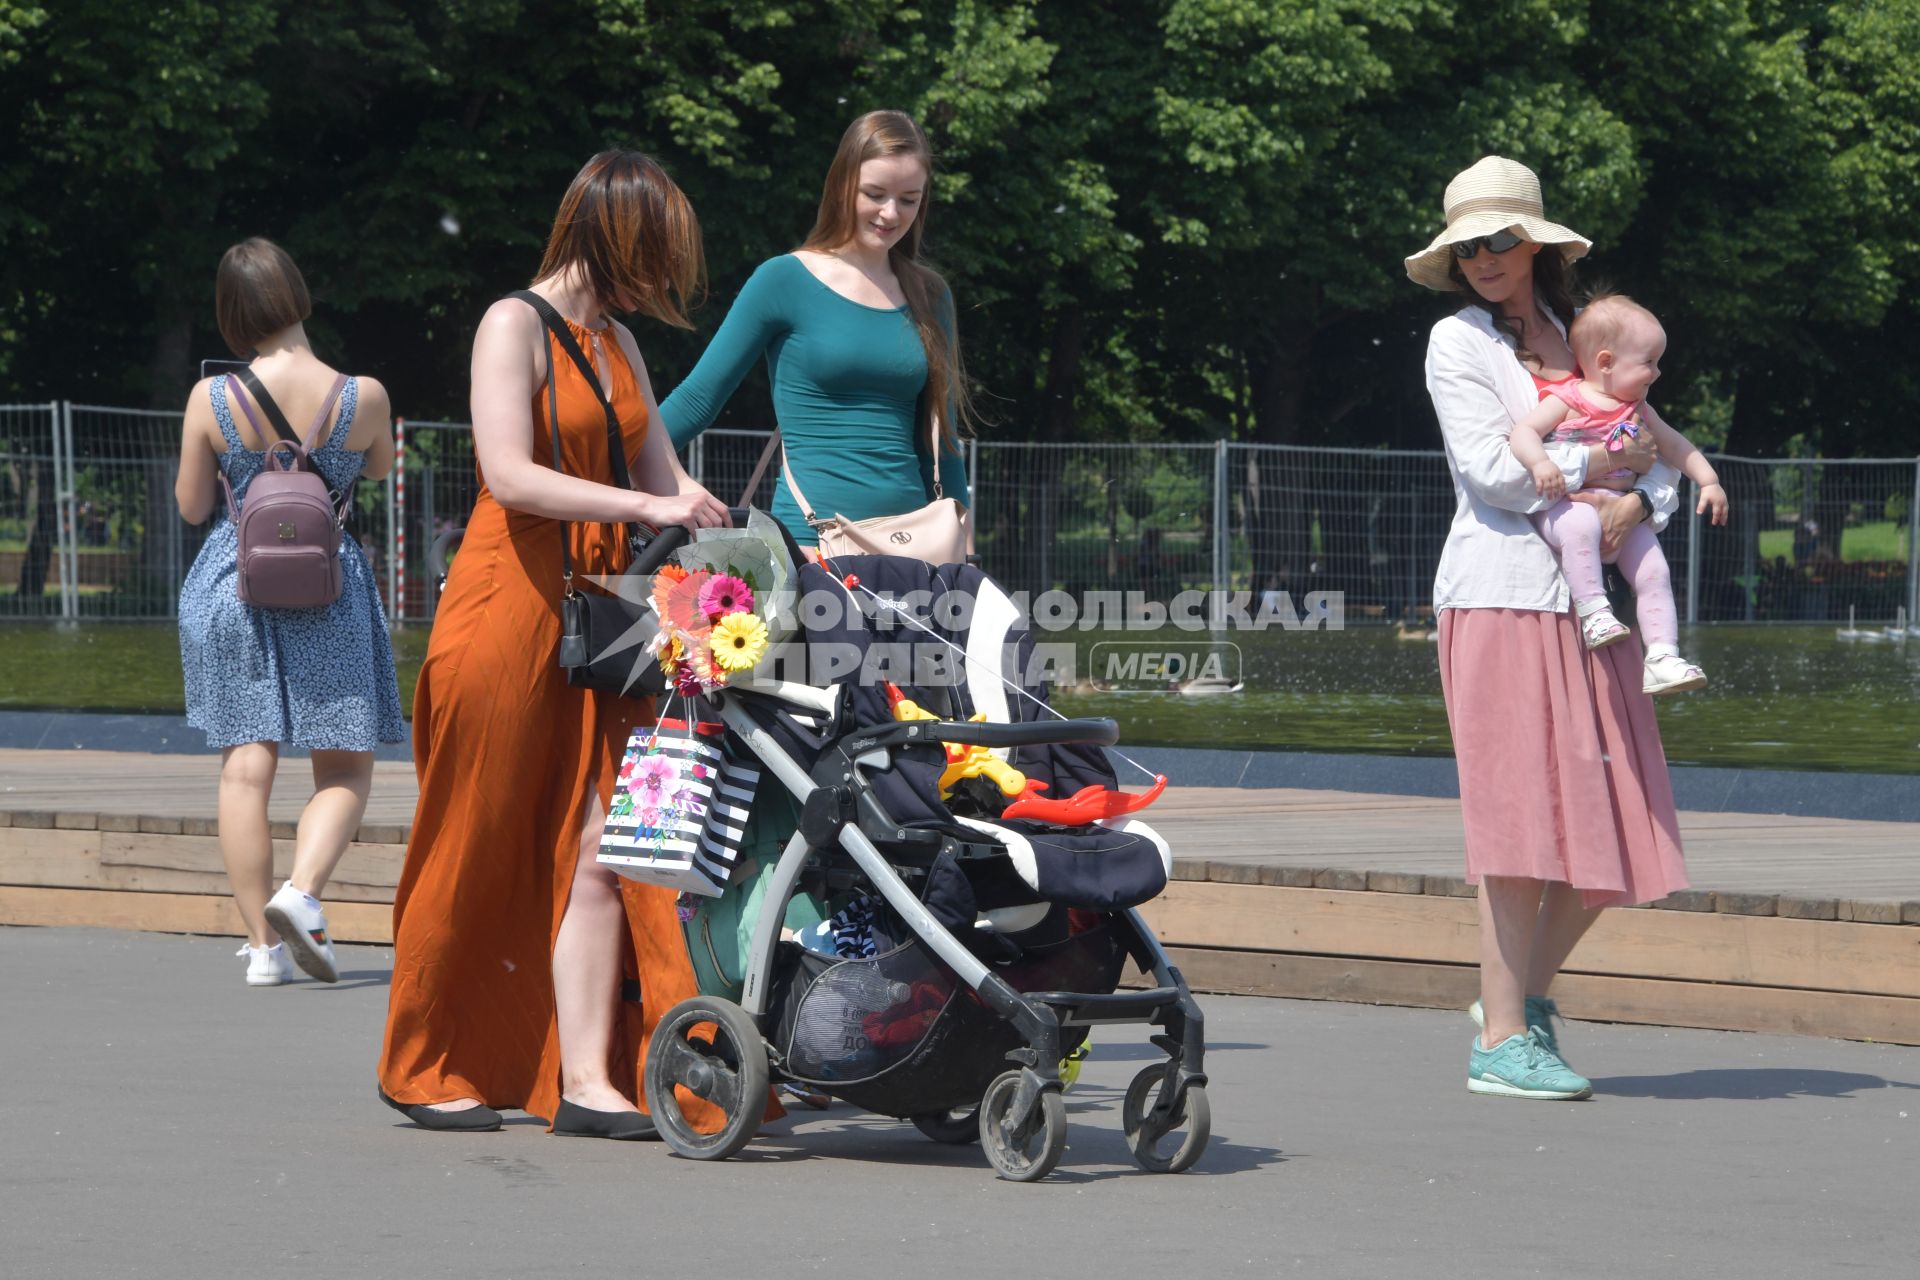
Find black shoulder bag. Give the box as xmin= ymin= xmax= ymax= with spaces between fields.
xmin=509 ymin=290 xmax=665 ymax=698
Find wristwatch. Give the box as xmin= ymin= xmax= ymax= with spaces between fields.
xmin=1632 ymin=488 xmax=1655 ymax=520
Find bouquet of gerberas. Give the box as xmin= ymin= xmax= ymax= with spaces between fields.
xmin=644 ymin=511 xmax=793 ymax=697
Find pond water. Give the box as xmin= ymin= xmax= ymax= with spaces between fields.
xmin=1052 ymin=624 xmax=1920 ymax=776
xmin=3 ymin=623 xmax=1916 ymax=776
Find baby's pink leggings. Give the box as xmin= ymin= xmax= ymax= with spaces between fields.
xmin=1532 ymin=498 xmax=1676 ymax=649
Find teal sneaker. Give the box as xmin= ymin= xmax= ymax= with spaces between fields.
xmin=1468 ymin=1031 xmax=1593 ymax=1100
xmin=1468 ymin=996 xmax=1566 ymax=1058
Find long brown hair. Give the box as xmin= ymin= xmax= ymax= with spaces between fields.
xmin=535 ymin=150 xmax=704 ymax=329
xmin=1448 ymin=248 xmax=1578 ymax=367
xmin=801 ymin=111 xmax=974 ymax=452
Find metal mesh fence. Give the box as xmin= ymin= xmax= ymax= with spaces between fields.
xmin=686 ymin=428 xmax=781 ymax=513
xmin=0 ymin=403 xmax=65 ymax=619
xmin=5 ymin=402 xmax=398 ymax=621
xmin=392 ymin=421 xmax=478 ymax=622
xmin=9 ymin=403 xmax=1917 ymax=627
xmin=974 ymin=441 xmax=1220 ymax=601
xmin=1679 ymin=456 xmax=1918 ymax=624
xmin=66 ymin=403 xmax=199 ymax=619
xmin=1228 ymin=445 xmax=1455 ymax=623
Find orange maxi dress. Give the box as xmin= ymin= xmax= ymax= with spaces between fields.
xmin=378 ymin=317 xmax=702 ymax=1121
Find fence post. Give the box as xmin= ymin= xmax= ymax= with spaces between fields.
xmin=1909 ymin=458 xmax=1919 ymax=627
xmin=391 ymin=418 xmax=406 ymax=625
xmin=386 ymin=469 xmax=399 ymax=625
xmin=1686 ymin=487 xmax=1700 ymax=625
xmin=56 ymin=401 xmax=78 ymax=620
xmin=1212 ymin=439 xmax=1229 ymax=591
xmin=46 ymin=402 xmax=64 ymax=618
xmin=688 ymin=432 xmax=704 ymax=486
xmin=1741 ymin=475 xmax=1757 ymax=623
xmin=967 ymin=441 xmax=983 ymax=545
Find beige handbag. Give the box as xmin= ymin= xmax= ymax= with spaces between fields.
xmin=738 ymin=421 xmax=972 ymax=564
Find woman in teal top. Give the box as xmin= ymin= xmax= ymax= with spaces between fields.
xmin=660 ymin=110 xmax=972 ymax=545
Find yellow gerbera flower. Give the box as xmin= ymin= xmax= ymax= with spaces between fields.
xmin=709 ymin=611 xmax=768 ymax=673
xmin=654 ymin=634 xmax=685 ymax=677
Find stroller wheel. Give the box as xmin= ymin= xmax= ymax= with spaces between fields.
xmin=1122 ymin=1063 xmax=1210 ymax=1174
xmin=910 ymin=1107 xmax=981 ymax=1145
xmin=644 ymin=995 xmax=769 ymax=1161
xmin=979 ymin=1070 xmax=1067 ymax=1182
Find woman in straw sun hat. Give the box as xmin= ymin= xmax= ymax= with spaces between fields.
xmin=1408 ymin=155 xmax=1688 ymax=1102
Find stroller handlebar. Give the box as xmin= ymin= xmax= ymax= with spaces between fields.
xmin=630 ymin=508 xmax=795 ymax=577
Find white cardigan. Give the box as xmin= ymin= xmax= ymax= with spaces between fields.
xmin=1425 ymin=306 xmax=1679 ymax=613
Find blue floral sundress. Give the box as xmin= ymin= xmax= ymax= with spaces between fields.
xmin=177 ymin=374 xmax=405 ymax=750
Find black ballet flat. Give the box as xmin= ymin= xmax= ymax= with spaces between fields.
xmin=551 ymin=1098 xmax=661 ymax=1141
xmin=377 ymin=1085 xmax=503 ymax=1132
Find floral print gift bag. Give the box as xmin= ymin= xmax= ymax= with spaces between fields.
xmin=599 ymin=511 xmax=791 ymax=896
xmin=598 ymin=694 xmax=762 ymax=897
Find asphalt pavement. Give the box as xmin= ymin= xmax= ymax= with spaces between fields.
xmin=2 ymin=925 xmax=1915 ymax=1279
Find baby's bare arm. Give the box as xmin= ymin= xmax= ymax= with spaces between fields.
xmin=1509 ymin=398 xmax=1575 ymax=499
xmin=1509 ymin=397 xmax=1573 ymax=468
xmin=1641 ymin=404 xmax=1719 ymax=488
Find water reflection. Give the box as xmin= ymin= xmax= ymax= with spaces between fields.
xmin=1055 ymin=625 xmax=1920 ymax=775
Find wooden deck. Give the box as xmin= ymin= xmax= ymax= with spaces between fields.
xmin=3 ymin=749 xmax=1916 ymax=1043
xmin=5 ymin=749 xmax=1913 ymax=905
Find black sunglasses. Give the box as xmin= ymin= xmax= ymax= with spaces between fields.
xmin=1450 ymin=228 xmax=1525 ymax=259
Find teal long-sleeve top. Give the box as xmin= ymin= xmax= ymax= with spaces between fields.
xmin=659 ymin=254 xmax=971 ymax=545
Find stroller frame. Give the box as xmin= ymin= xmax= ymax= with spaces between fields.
xmin=642 ymin=675 xmax=1211 ymax=1182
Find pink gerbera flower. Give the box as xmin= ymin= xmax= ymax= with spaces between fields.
xmin=698 ymin=574 xmax=753 ymax=619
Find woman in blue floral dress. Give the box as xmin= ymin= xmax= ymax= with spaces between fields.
xmin=175 ymin=238 xmax=403 ymax=988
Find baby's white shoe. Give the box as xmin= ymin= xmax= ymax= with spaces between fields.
xmin=1579 ymin=604 xmax=1630 ymax=650
xmin=1644 ymin=652 xmax=1707 ymax=695
xmin=239 ymin=942 xmax=293 ymax=987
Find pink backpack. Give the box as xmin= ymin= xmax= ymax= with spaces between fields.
xmin=220 ymin=372 xmax=352 ymax=609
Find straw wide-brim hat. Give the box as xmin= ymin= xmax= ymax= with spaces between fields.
xmin=1404 ymin=156 xmax=1591 ymax=292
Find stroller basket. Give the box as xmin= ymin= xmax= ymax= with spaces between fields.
xmin=772 ymin=911 xmax=1129 ymax=1118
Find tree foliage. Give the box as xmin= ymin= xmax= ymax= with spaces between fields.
xmin=0 ymin=0 xmax=1914 ymax=465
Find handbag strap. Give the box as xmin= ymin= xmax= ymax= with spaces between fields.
xmin=510 ymin=290 xmax=636 ymax=592
xmin=779 ymin=413 xmax=946 ymax=527
xmin=511 ymin=290 xmax=633 ymax=488
xmin=737 ymin=429 xmax=781 ymax=508
xmin=228 ymin=370 xmax=348 ymax=451
xmin=232 ymin=368 xmax=301 ymax=444
xmin=219 ymin=372 xmax=354 ymax=523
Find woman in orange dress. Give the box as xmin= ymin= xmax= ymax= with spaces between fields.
xmin=377 ymin=151 xmax=731 ymax=1137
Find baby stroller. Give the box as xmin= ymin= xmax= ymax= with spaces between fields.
xmin=628 ymin=525 xmax=1209 ymax=1183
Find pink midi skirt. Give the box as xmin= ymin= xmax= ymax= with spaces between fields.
xmin=1437 ymin=607 xmax=1687 ymax=907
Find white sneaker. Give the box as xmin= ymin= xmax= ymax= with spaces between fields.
xmin=239 ymin=942 xmax=294 ymax=987
xmin=264 ymin=881 xmax=339 ymax=983
xmin=1643 ymin=652 xmax=1708 ymax=695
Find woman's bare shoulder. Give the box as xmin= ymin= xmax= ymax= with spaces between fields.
xmin=182 ymin=375 xmax=218 ymax=427
xmin=477 ymin=294 xmax=541 ymax=336
xmin=354 ymin=375 xmax=393 ymax=422
xmin=184 ymin=374 xmax=217 ymax=407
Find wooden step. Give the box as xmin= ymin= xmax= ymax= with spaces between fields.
xmin=4 ymin=809 xmax=1916 ymax=1044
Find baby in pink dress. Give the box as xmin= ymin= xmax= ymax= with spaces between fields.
xmin=1508 ymin=294 xmax=1729 ymax=695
